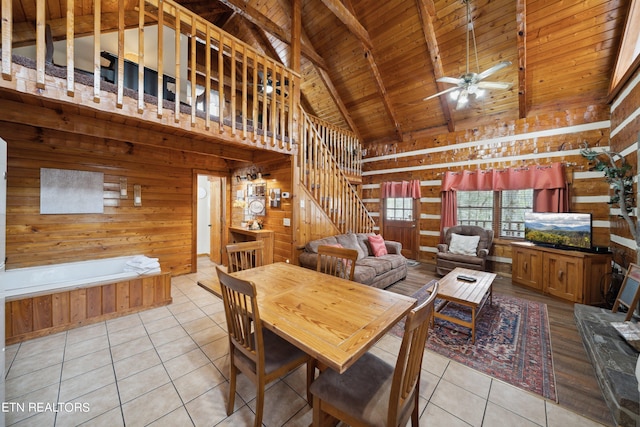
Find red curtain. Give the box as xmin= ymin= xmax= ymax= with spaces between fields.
xmin=440 ymin=163 xmax=569 ymax=234
xmin=381 ymin=180 xmax=421 ymax=199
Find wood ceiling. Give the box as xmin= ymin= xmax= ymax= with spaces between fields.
xmin=10 ymin=0 xmax=631 ymax=144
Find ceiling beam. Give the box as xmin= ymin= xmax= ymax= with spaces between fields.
xmin=516 ymin=0 xmax=528 ymax=119
xmin=217 ymin=0 xmax=328 ymax=71
xmin=343 ymin=0 xmax=402 ymax=141
xmin=318 ymin=67 xmax=362 ymax=141
xmin=415 ymin=0 xmax=455 ymax=132
xmin=318 ymin=0 xmax=373 ymax=50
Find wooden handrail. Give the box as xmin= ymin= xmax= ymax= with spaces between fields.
xmin=1 ymin=0 xmax=299 ymax=152
xmin=299 ymin=109 xmax=374 ymax=234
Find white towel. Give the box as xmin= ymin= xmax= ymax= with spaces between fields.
xmin=124 ymin=256 xmax=161 ymax=275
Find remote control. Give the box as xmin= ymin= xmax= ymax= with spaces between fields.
xmin=457 ymin=275 xmax=477 ymax=282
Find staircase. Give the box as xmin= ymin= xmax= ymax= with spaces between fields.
xmin=299 ymin=110 xmax=375 ymax=234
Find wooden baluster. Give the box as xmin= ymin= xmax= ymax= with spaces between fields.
xmin=252 ymin=53 xmax=258 ymax=142
xmin=241 ymin=45 xmax=247 ymax=139
xmin=218 ymin=32 xmax=224 ymax=133
xmin=66 ymin=0 xmax=74 ymax=95
xmin=230 ymin=41 xmax=236 ymax=136
xmin=117 ymin=0 xmax=124 ymax=107
xmin=137 ymin=0 xmax=145 ymax=113
xmin=189 ymin=15 xmax=197 ymax=126
xmin=93 ymin=0 xmax=101 ymax=101
xmin=2 ymin=0 xmax=12 ymax=80
xmin=156 ymin=0 xmax=164 ymax=117
xmin=205 ymin=26 xmax=211 ymax=130
xmin=36 ymin=0 xmax=45 ymax=88
xmin=174 ymin=8 xmax=180 ymax=122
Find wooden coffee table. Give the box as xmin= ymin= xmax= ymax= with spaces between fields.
xmin=428 ymin=267 xmax=497 ymax=343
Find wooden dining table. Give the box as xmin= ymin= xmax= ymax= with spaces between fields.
xmin=198 ymin=262 xmax=416 ymax=373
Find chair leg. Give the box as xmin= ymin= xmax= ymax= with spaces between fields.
xmin=254 ymin=379 xmax=266 ymax=427
xmin=306 ymin=359 xmax=316 ymax=406
xmin=312 ymin=396 xmax=338 ymax=427
xmin=227 ymin=363 xmax=237 ymax=416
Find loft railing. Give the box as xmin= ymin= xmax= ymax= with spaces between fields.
xmin=1 ymin=0 xmax=299 ymax=151
xmin=299 ymin=109 xmax=374 ymax=234
xmin=307 ymin=115 xmax=362 ymax=179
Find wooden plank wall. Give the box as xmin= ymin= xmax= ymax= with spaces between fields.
xmin=230 ymin=156 xmax=297 ymax=263
xmin=610 ymin=66 xmax=640 ymax=267
xmin=361 ymin=105 xmax=615 ymax=276
xmin=3 ymin=120 xmax=228 ymax=274
xmin=5 ymin=272 xmax=171 ymax=344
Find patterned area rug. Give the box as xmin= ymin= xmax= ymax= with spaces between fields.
xmin=391 ymin=280 xmax=557 ymax=401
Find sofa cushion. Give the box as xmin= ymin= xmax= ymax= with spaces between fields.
xmin=353 ymin=265 xmax=377 ymax=285
xmin=449 ymin=233 xmax=480 ymax=256
xmin=336 ymin=233 xmax=366 ymax=260
xmin=357 ymin=257 xmax=393 ymax=276
xmin=368 ymin=234 xmax=388 ymax=257
xmin=306 ymin=236 xmax=338 ymax=254
xmin=356 ymin=233 xmax=375 ymax=256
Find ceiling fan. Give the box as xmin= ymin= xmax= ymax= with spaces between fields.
xmin=257 ymin=70 xmax=289 ymax=97
xmin=424 ymin=0 xmax=512 ymax=109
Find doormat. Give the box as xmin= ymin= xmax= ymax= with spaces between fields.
xmin=391 ymin=281 xmax=557 ymax=401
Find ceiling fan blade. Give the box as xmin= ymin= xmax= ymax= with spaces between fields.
xmin=423 ymin=86 xmax=460 ymax=101
xmin=436 ymin=76 xmax=463 ymax=85
xmin=477 ymin=61 xmax=512 ymax=80
xmin=477 ymin=81 xmax=512 ymax=90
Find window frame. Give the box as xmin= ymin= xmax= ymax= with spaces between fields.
xmin=457 ymin=189 xmax=533 ymax=239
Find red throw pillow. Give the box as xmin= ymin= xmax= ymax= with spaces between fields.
xmin=368 ymin=234 xmax=388 ymax=257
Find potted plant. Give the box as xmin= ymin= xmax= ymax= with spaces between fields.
xmin=580 ymin=142 xmax=638 ymax=262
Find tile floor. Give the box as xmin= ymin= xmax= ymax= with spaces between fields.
xmin=3 ymin=259 xmax=608 ymax=427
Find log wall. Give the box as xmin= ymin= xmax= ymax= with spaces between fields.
xmin=3 ymin=120 xmax=228 ymax=274
xmin=361 ymin=105 xmax=615 ymax=276
xmin=609 ymin=66 xmax=640 ymax=267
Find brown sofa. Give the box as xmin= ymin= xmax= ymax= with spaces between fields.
xmin=298 ymin=233 xmax=408 ymax=289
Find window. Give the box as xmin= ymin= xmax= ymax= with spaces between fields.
xmin=457 ymin=189 xmax=533 ymax=238
xmin=386 ymin=197 xmax=413 ymax=220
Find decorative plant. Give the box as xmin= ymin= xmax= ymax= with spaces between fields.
xmin=580 ymin=142 xmax=637 ymax=244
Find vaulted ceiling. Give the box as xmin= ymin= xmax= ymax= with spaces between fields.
xmin=176 ymin=0 xmax=629 ymax=144
xmin=10 ymin=0 xmax=631 ymax=144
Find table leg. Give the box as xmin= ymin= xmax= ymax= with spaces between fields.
xmin=471 ymin=307 xmax=476 ymax=343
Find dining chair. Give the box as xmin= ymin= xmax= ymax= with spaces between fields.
xmin=226 ymin=240 xmax=264 ymax=272
xmin=215 ymin=267 xmax=314 ymax=427
xmin=309 ymin=282 xmax=440 ymax=427
xmin=316 ymin=245 xmax=358 ymax=281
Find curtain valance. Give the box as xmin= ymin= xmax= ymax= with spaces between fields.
xmin=441 ymin=163 xmax=567 ymax=191
xmin=381 ymin=180 xmax=421 ymax=199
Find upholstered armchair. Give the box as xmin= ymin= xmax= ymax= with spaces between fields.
xmin=436 ymin=225 xmax=494 ymax=276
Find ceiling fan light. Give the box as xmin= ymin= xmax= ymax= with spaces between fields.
xmin=476 ymin=88 xmax=485 ymax=98
xmin=458 ymin=93 xmax=469 ymax=105
xmin=450 ymin=90 xmax=460 ymax=101
xmin=265 ymin=85 xmax=274 ymax=94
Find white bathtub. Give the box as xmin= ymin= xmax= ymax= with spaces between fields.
xmin=0 ymin=256 xmax=147 ymax=299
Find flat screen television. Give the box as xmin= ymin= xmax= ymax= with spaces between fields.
xmin=524 ymin=212 xmax=592 ymax=251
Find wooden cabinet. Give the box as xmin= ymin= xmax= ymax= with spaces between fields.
xmin=511 ymin=242 xmax=611 ymax=304
xmin=228 ymin=227 xmax=274 ymax=265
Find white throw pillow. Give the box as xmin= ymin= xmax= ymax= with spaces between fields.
xmin=448 ymin=233 xmax=480 ymax=256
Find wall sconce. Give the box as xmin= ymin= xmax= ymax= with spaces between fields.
xmin=119 ymin=177 xmax=128 ymax=199
xmin=134 ymin=184 xmax=142 ymax=207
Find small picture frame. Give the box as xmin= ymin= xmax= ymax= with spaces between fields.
xmin=612 ymin=263 xmax=640 ymax=321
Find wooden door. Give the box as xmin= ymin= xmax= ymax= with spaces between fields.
xmin=381 ymin=197 xmax=418 ymax=259
xmin=209 ymin=177 xmax=224 ymax=264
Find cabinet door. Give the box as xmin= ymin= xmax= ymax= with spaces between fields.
xmin=512 ymin=247 xmax=543 ymax=290
xmin=544 ymin=254 xmax=583 ymax=301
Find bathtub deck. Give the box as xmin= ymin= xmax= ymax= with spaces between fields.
xmin=5 ymin=271 xmax=172 ymax=345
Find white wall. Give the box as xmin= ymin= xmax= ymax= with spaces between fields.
xmin=197 ymin=175 xmax=211 ymax=255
